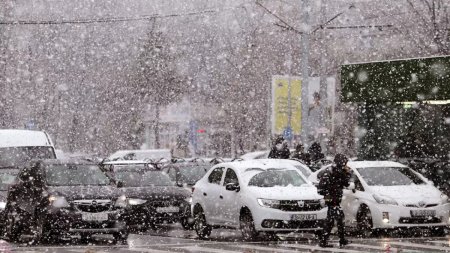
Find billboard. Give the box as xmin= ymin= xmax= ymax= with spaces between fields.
xmin=271 ymin=75 xmax=302 ymax=136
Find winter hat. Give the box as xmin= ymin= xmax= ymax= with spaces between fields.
xmin=334 ymin=153 xmax=348 ymax=167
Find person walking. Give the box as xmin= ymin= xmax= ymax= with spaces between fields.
xmin=317 ymin=153 xmax=351 ymax=248
xmin=308 ymin=142 xmax=325 ymax=163
xmin=268 ymin=136 xmax=290 ymax=159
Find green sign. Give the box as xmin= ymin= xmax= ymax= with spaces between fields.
xmin=341 ymin=56 xmax=450 ymax=102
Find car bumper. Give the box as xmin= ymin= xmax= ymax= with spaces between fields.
xmin=253 ymin=207 xmax=328 ymax=232
xmin=45 ymin=209 xmax=126 ymax=234
xmin=122 ymin=203 xmax=191 ymax=226
xmin=370 ymin=203 xmax=450 ymax=229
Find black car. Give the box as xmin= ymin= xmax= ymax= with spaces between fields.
xmin=4 ymin=159 xmax=128 ymax=244
xmin=101 ymin=161 xmax=192 ymax=230
xmin=162 ymin=159 xmax=211 ymax=190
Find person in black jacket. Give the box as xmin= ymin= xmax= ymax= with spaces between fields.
xmin=290 ymin=143 xmax=311 ymax=165
xmin=317 ymin=154 xmax=351 ymax=248
xmin=308 ymin=142 xmax=325 ymax=163
xmin=268 ymin=136 xmax=290 ymax=159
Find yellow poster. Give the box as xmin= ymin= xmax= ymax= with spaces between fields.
xmin=271 ymin=75 xmax=302 ymax=135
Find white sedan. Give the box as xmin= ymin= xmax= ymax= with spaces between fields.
xmin=191 ymin=159 xmax=327 ymax=240
xmin=309 ymin=161 xmax=450 ymax=236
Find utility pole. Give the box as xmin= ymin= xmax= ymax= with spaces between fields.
xmin=300 ymin=0 xmax=310 ymax=144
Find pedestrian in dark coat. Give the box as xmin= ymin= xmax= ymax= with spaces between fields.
xmin=290 ymin=143 xmax=311 ymax=165
xmin=317 ymin=153 xmax=351 ymax=248
xmin=308 ymin=142 xmax=325 ymax=163
xmin=268 ymin=136 xmax=290 ymax=159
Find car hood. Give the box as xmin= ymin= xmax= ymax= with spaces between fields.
xmin=247 ymin=184 xmax=322 ymax=200
xmin=47 ymin=186 xmax=121 ymax=201
xmin=118 ymin=186 xmax=191 ymax=201
xmin=369 ymin=184 xmax=443 ymax=205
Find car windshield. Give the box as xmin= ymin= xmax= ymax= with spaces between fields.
xmin=45 ymin=164 xmax=111 ymax=186
xmin=294 ymin=165 xmax=311 ymax=177
xmin=248 ymin=169 xmax=306 ymax=187
xmin=0 ymin=169 xmax=19 ymax=191
xmin=357 ymin=167 xmax=426 ymax=186
xmin=114 ymin=170 xmax=174 ymax=187
xmin=178 ymin=165 xmax=210 ymax=184
xmin=0 ymin=146 xmax=55 ymax=168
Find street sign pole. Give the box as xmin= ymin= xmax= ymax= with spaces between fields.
xmin=300 ymin=0 xmax=310 ymax=144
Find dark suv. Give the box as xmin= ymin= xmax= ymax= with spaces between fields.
xmin=4 ymin=159 xmax=128 ymax=244
xmin=101 ymin=161 xmax=192 ymax=230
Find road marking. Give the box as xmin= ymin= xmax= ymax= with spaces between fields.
xmin=389 ymin=241 xmax=450 ymax=251
xmin=277 ymin=243 xmax=361 ymax=252
xmin=176 ymin=245 xmax=249 ymax=253
xmin=348 ymin=243 xmax=398 ymax=251
xmin=237 ymin=244 xmax=311 ymax=253
xmin=429 ymin=240 xmax=450 ymax=246
xmin=127 ymin=248 xmax=176 ymax=253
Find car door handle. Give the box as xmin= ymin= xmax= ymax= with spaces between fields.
xmin=219 ymin=195 xmax=223 ymax=199
xmin=203 ymin=192 xmax=207 ymax=196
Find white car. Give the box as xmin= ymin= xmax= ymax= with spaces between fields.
xmin=191 ymin=159 xmax=327 ymax=240
xmin=309 ymin=161 xmax=450 ymax=236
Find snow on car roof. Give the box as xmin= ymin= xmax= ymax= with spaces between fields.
xmin=108 ymin=149 xmax=171 ymax=160
xmin=220 ymin=159 xmax=299 ymax=171
xmin=348 ymin=160 xmax=408 ymax=168
xmin=0 ymin=129 xmax=53 ymax=148
xmin=102 ymin=160 xmax=153 ymax=165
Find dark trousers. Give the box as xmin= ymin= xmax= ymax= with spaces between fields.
xmin=322 ymin=205 xmax=346 ymax=243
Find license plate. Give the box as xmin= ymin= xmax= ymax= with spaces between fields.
xmin=411 ymin=210 xmax=436 ymax=217
xmin=156 ymin=206 xmax=179 ymax=213
xmin=82 ymin=212 xmax=108 ymax=221
xmin=291 ymin=214 xmax=317 ymax=221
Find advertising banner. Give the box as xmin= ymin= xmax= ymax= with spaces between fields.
xmin=271 ymin=75 xmax=302 ymax=136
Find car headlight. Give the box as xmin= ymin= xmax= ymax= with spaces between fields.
xmin=257 ymin=198 xmax=281 ymax=209
xmin=127 ymin=198 xmax=147 ymax=205
xmin=115 ymin=195 xmax=128 ymax=208
xmin=49 ymin=195 xmax=70 ymax=208
xmin=440 ymin=194 xmax=449 ymax=204
xmin=373 ymin=194 xmax=398 ymax=205
xmin=0 ymin=201 xmax=6 ymax=210
xmin=319 ymin=199 xmax=326 ymax=208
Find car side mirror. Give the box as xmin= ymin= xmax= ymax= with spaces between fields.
xmin=347 ymin=182 xmax=356 ymax=193
xmin=116 ymin=181 xmax=124 ymax=188
xmin=225 ymin=183 xmax=240 ymax=192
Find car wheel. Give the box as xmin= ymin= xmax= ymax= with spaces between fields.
xmin=240 ymin=211 xmax=258 ymax=241
xmin=357 ymin=205 xmax=373 ymax=238
xmin=5 ymin=206 xmax=21 ymax=243
xmin=113 ymin=230 xmax=129 ymax=245
xmin=194 ymin=209 xmax=211 ymax=239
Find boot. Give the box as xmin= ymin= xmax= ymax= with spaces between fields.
xmin=339 ymin=238 xmax=350 ymax=247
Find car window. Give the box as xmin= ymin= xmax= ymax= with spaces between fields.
xmin=294 ymin=165 xmax=311 ymax=177
xmin=208 ymin=167 xmax=224 ymax=185
xmin=178 ymin=165 xmax=209 ymax=185
xmin=114 ymin=170 xmax=174 ymax=187
xmin=357 ymin=167 xmax=425 ymax=186
xmin=45 ymin=164 xmax=111 ymax=186
xmin=0 ymin=169 xmax=19 ymax=191
xmin=248 ymin=169 xmax=306 ymax=187
xmin=223 ymin=168 xmax=239 ymax=186
xmin=167 ymin=168 xmax=177 ymax=181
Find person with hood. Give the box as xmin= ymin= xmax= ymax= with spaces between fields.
xmin=268 ymin=135 xmax=290 ymax=159
xmin=317 ymin=153 xmax=351 ymax=248
xmin=308 ymin=142 xmax=325 ymax=163
xmin=290 ymin=143 xmax=311 ymax=165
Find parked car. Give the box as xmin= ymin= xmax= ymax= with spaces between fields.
xmin=191 ymin=159 xmax=326 ymax=240
xmin=309 ymin=161 xmax=450 ymax=236
xmin=0 ymin=129 xmax=56 ymax=168
xmin=4 ymin=159 xmax=128 ymax=244
xmin=162 ymin=159 xmax=211 ymax=190
xmin=0 ymin=169 xmax=19 ymax=232
xmin=107 ymin=149 xmax=171 ymax=161
xmin=101 ymin=160 xmax=192 ymax=230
